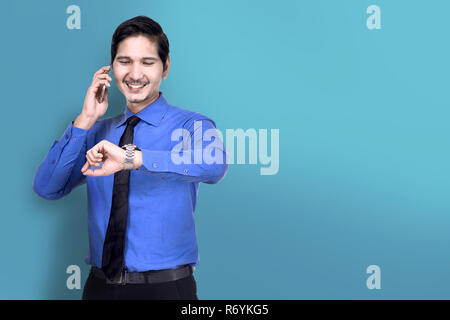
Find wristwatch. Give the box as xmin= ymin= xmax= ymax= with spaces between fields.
xmin=121 ymin=144 xmax=141 ymax=170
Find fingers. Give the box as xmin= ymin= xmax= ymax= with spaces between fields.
xmin=96 ymin=73 xmax=113 ymax=82
xmin=93 ymin=65 xmax=111 ymax=78
xmin=81 ymin=141 xmax=115 ymax=176
xmin=81 ymin=146 xmax=104 ymax=175
xmin=82 ymin=165 xmax=107 ymax=177
xmin=93 ymin=79 xmax=111 ymax=89
xmin=91 ymin=66 xmax=112 ymax=95
xmin=81 ymin=159 xmax=101 ymax=175
xmin=91 ymin=79 xmax=111 ymax=98
xmin=81 ymin=161 xmax=89 ymax=173
xmin=87 ymin=148 xmax=103 ymax=167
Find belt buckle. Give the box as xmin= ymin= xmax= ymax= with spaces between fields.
xmin=106 ymin=270 xmax=127 ymax=285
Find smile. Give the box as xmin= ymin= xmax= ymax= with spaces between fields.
xmin=126 ymin=83 xmax=147 ymax=91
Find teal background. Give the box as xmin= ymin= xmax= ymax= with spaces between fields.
xmin=1 ymin=0 xmax=450 ymax=299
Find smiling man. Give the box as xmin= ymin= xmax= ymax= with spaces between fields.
xmin=33 ymin=16 xmax=228 ymax=300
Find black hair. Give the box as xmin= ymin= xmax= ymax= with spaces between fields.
xmin=111 ymin=16 xmax=170 ymax=71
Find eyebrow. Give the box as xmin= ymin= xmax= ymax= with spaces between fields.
xmin=116 ymin=56 xmax=158 ymax=61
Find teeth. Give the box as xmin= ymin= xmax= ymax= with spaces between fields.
xmin=127 ymin=83 xmax=145 ymax=88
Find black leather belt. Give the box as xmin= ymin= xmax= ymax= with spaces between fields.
xmin=90 ymin=264 xmax=194 ymax=285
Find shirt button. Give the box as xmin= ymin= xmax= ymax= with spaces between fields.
xmin=51 ymin=160 xmax=55 ymax=164
xmin=73 ymin=138 xmax=77 ymax=142
xmin=65 ymin=134 xmax=69 ymax=139
xmin=153 ymin=163 xmax=157 ymax=168
xmin=184 ymin=169 xmax=188 ymax=174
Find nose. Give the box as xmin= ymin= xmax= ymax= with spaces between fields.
xmin=128 ymin=63 xmax=143 ymax=82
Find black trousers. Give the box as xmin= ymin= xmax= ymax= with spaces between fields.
xmin=82 ymin=270 xmax=199 ymax=300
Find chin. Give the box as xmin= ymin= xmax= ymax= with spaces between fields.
xmin=128 ymin=94 xmax=151 ymax=103
xmin=126 ymin=91 xmax=147 ymax=99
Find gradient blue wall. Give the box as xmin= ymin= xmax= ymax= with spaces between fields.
xmin=1 ymin=0 xmax=450 ymax=299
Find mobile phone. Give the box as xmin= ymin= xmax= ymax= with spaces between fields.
xmin=99 ymin=84 xmax=106 ymax=103
xmin=98 ymin=64 xmax=111 ymax=103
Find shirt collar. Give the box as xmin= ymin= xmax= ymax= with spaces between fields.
xmin=115 ymin=91 xmax=169 ymax=128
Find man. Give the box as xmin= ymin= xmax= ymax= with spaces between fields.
xmin=33 ymin=16 xmax=228 ymax=300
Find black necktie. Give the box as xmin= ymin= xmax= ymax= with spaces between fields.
xmin=101 ymin=115 xmax=141 ymax=280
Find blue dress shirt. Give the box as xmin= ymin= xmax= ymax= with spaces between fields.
xmin=33 ymin=92 xmax=228 ymax=272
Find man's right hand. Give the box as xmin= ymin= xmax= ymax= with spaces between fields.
xmin=74 ymin=65 xmax=112 ymax=130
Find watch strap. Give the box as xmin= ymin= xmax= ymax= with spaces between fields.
xmin=121 ymin=144 xmax=139 ymax=170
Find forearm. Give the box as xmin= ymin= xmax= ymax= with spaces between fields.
xmin=136 ymin=149 xmax=228 ymax=184
xmin=33 ymin=121 xmax=89 ymax=199
xmin=134 ymin=118 xmax=228 ymax=184
xmin=73 ymin=113 xmax=97 ymax=130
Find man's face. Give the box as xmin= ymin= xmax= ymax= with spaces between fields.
xmin=112 ymin=34 xmax=169 ymax=110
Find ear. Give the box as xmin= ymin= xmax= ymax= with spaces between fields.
xmin=162 ymin=56 xmax=171 ymax=79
